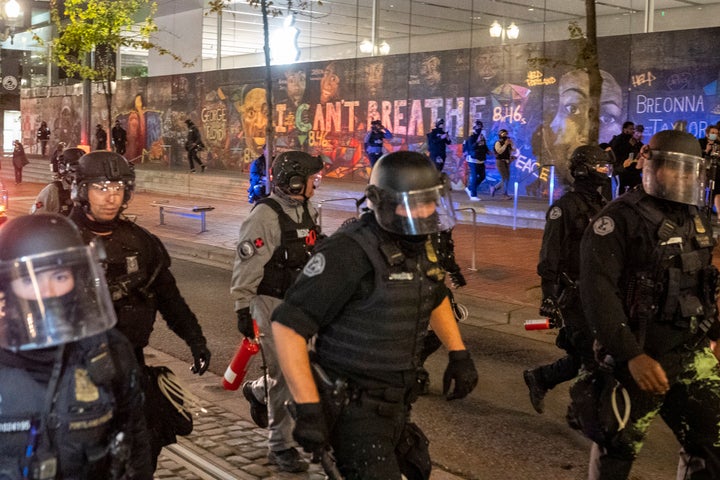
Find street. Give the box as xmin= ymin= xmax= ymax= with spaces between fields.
xmin=151 ymin=258 xmax=680 ymax=480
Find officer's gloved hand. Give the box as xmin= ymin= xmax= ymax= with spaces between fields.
xmin=442 ymin=350 xmax=478 ymax=401
xmin=291 ymin=402 xmax=329 ymax=453
xmin=236 ymin=307 xmax=254 ymax=338
xmin=449 ymin=268 xmax=467 ymax=288
xmin=190 ymin=342 xmax=211 ymax=375
xmin=539 ymin=297 xmax=558 ymax=318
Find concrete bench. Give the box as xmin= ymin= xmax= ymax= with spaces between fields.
xmin=151 ymin=201 xmax=215 ymax=233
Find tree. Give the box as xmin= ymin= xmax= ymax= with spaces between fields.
xmin=43 ymin=0 xmax=192 ymax=147
xmin=529 ymin=1 xmax=601 ymax=145
xmin=208 ymin=1 xmax=318 ymax=194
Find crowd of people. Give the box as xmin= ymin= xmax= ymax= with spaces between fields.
xmin=2 ymin=119 xmax=720 ymax=479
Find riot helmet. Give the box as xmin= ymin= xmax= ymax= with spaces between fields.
xmin=72 ymin=151 xmax=135 ymax=207
xmin=366 ymin=151 xmax=456 ymax=236
xmin=643 ymin=130 xmax=705 ymax=206
xmin=569 ymin=145 xmax=612 ymax=186
xmin=271 ymin=151 xmax=330 ymax=197
xmin=0 ymin=214 xmax=117 ymax=351
xmin=57 ymin=147 xmax=84 ymax=185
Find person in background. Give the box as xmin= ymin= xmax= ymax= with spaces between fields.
xmin=464 ymin=120 xmax=489 ymax=201
xmin=37 ymin=120 xmax=51 ymax=156
xmin=112 ymin=119 xmax=128 ymax=155
xmin=184 ymin=119 xmax=206 ymax=173
xmin=491 ymin=129 xmax=514 ymax=198
xmin=49 ymin=141 xmax=66 ymax=176
xmin=232 ymin=151 xmax=329 ymax=473
xmin=609 ymin=121 xmax=636 ymax=196
xmin=11 ymin=139 xmax=28 ymax=185
xmin=699 ymin=124 xmax=720 ymax=221
xmin=427 ymin=118 xmax=452 ymax=171
xmin=0 ymin=214 xmax=153 ymax=479
xmin=364 ymin=119 xmax=393 ymax=167
xmin=95 ymin=124 xmax=108 ymax=151
xmin=248 ymin=152 xmax=269 ymax=204
xmin=31 ymin=147 xmax=85 ymax=216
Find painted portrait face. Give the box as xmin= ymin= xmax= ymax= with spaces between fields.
xmin=365 ymin=62 xmax=384 ymax=96
xmin=420 ymin=56 xmax=441 ymax=88
xmin=546 ymin=69 xmax=622 ymax=183
xmin=134 ymin=94 xmax=144 ymax=111
xmin=474 ymin=53 xmax=499 ymax=81
xmin=285 ymin=70 xmax=307 ymax=106
xmin=237 ymin=88 xmax=268 ymax=154
xmin=320 ymin=62 xmax=340 ymax=104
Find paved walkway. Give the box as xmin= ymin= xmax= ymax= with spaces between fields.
xmin=0 ymin=166 xmax=553 ymax=479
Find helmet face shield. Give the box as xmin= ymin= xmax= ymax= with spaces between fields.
xmin=373 ymin=183 xmax=456 ymax=235
xmin=643 ymin=151 xmax=706 ymax=205
xmin=0 ymin=244 xmax=117 ymax=351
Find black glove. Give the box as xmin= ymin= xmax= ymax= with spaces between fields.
xmin=236 ymin=307 xmax=254 ymax=338
xmin=190 ymin=342 xmax=211 ymax=375
xmin=448 ymin=269 xmax=467 ymax=288
xmin=291 ymin=402 xmax=329 ymax=454
xmin=442 ymin=350 xmax=478 ymax=401
xmin=539 ymin=297 xmax=558 ymax=318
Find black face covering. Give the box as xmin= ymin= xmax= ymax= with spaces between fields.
xmin=21 ymin=290 xmax=79 ymax=342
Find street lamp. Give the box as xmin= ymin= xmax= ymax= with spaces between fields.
xmin=359 ymin=39 xmax=390 ymax=56
xmin=3 ymin=0 xmax=21 ymax=44
xmin=4 ymin=0 xmax=19 ymax=20
xmin=489 ymin=20 xmax=520 ymax=41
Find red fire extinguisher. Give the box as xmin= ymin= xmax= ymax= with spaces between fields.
xmin=222 ymin=321 xmax=261 ymax=391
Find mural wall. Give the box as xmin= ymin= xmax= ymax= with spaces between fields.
xmin=20 ymin=27 xmax=720 ymax=198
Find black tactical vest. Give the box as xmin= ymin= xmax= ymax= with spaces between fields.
xmin=53 ymin=181 xmax=74 ymax=216
xmin=0 ymin=335 xmax=117 ymax=478
xmin=315 ymin=216 xmax=444 ymax=374
xmin=256 ymin=198 xmax=320 ymax=299
xmin=620 ymin=190 xmax=717 ymax=355
xmin=82 ymin=221 xmax=167 ymax=348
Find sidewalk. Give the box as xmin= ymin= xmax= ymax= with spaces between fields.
xmin=1 ymin=166 xmax=550 ymax=479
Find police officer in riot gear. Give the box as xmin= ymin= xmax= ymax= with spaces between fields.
xmin=271 ymin=151 xmax=478 ymax=479
xmin=578 ymin=130 xmax=720 ymax=479
xmin=231 ymin=151 xmax=329 ymax=473
xmin=523 ymin=145 xmax=610 ymax=414
xmin=0 ymin=214 xmax=152 ymax=479
xmin=67 ymin=151 xmax=211 ymax=470
xmin=31 ymin=147 xmax=85 ymax=216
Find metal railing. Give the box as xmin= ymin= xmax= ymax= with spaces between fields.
xmin=317 ymin=197 xmax=362 ymax=230
xmin=453 ymin=207 xmax=478 ymax=271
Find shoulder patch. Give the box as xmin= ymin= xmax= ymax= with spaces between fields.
xmin=303 ymin=253 xmax=326 ymax=277
xmin=592 ymin=216 xmax=615 ymax=236
xmin=548 ymin=206 xmax=562 ymax=220
xmin=238 ymin=240 xmax=256 ymax=259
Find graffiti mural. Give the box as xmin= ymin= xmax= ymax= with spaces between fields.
xmin=20 ymin=27 xmax=720 ymax=197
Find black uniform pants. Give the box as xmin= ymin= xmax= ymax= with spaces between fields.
xmin=596 ymin=347 xmax=720 ymax=480
xmin=187 ymin=148 xmax=204 ymax=170
xmin=367 ymin=152 xmax=382 ymax=167
xmin=330 ymin=389 xmax=409 ymax=479
xmin=536 ymin=323 xmax=594 ymax=390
